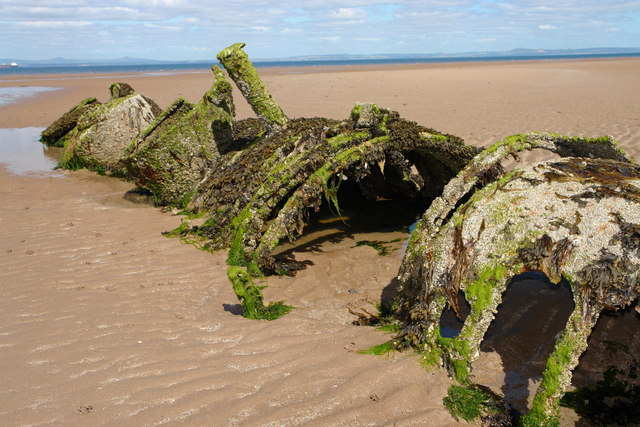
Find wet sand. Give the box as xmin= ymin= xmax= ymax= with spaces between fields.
xmin=1 ymin=58 xmax=639 ymax=425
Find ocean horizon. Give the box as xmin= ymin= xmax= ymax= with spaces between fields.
xmin=1 ymin=52 xmax=640 ymax=76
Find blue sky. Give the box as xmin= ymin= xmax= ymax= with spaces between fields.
xmin=1 ymin=0 xmax=639 ymax=60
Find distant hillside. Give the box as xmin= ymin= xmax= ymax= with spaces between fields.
xmin=259 ymin=47 xmax=640 ymax=62
xmin=2 ymin=47 xmax=639 ymax=67
xmin=0 ymin=57 xmax=211 ymax=67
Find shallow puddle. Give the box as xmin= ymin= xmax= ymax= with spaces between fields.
xmin=0 ymin=86 xmax=60 ymax=106
xmin=0 ymin=127 xmax=62 ymax=176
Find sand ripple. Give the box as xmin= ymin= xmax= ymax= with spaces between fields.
xmin=0 ymin=168 xmax=461 ymax=426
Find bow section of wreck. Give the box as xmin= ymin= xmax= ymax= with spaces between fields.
xmin=41 ymin=43 xmax=481 ymax=320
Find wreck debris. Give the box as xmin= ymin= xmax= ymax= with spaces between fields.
xmin=124 ymin=66 xmax=235 ymax=205
xmin=201 ymin=104 xmax=479 ymax=319
xmin=40 ymin=97 xmax=99 ymax=147
xmin=158 ymin=48 xmax=479 ymax=319
xmin=217 ymin=42 xmax=288 ymax=132
xmin=41 ymin=43 xmax=480 ymax=321
xmin=392 ymin=133 xmax=640 ymax=425
xmin=45 ymin=82 xmax=162 ymax=174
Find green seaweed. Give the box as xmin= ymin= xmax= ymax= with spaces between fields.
xmin=443 ymin=384 xmax=489 ymax=422
xmin=162 ymin=219 xmax=214 ymax=251
xmin=227 ymin=266 xmax=292 ymax=320
xmin=217 ymin=43 xmax=287 ymax=130
xmin=227 ymin=225 xmax=251 ymax=267
xmin=436 ymin=332 xmax=473 ymax=384
xmin=353 ymin=238 xmax=402 ymax=256
xmin=359 ymin=341 xmax=396 ymax=355
xmin=464 ymin=263 xmax=507 ymax=314
xmin=444 ymin=384 xmax=516 ymax=425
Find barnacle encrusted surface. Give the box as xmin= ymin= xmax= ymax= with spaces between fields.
xmin=43 ymin=82 xmax=161 ymax=175
xmin=124 ymin=66 xmax=235 ymax=206
xmin=393 ymin=133 xmax=639 ymax=425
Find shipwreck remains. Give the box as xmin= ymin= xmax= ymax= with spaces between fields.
xmin=41 ymin=42 xmax=640 ymax=426
xmin=124 ymin=66 xmax=235 ymax=205
xmin=393 ymin=133 xmax=640 ymax=425
xmin=43 ymin=82 xmax=162 ymax=174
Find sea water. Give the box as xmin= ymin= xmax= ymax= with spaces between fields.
xmin=1 ymin=52 xmax=639 ymax=77
xmin=0 ymin=127 xmax=61 ymax=176
xmin=0 ymin=86 xmax=60 ymax=106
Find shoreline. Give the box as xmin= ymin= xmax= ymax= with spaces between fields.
xmin=2 ymin=52 xmax=640 ymax=78
xmin=1 ymin=57 xmax=638 ymax=153
xmin=3 ymin=55 xmax=638 ymax=83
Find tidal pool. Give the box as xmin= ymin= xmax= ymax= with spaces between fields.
xmin=0 ymin=127 xmax=62 ymax=176
xmin=0 ymin=86 xmax=60 ymax=106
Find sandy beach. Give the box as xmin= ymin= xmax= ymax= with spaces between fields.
xmin=1 ymin=58 xmax=639 ymax=426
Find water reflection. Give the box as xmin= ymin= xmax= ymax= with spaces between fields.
xmin=0 ymin=127 xmax=62 ymax=176
xmin=0 ymin=87 xmax=60 ymax=106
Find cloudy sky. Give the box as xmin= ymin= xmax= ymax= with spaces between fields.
xmin=1 ymin=0 xmax=639 ymax=60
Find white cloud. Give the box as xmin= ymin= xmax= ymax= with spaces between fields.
xmin=281 ymin=27 xmax=302 ymax=34
xmin=19 ymin=20 xmax=92 ymax=28
xmin=1 ymin=1 xmax=639 ymax=60
xmin=144 ymin=23 xmax=182 ymax=31
xmin=329 ymin=8 xmax=367 ymax=20
xmin=125 ymin=0 xmax=186 ymax=6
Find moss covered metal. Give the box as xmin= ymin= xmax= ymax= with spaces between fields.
xmin=41 ymin=97 xmax=99 ymax=147
xmin=195 ymin=103 xmax=479 ymax=319
xmin=124 ymin=66 xmax=235 ymax=206
xmin=217 ymin=42 xmax=288 ymax=132
xmin=391 ymin=133 xmax=640 ymax=425
xmin=47 ymin=82 xmax=162 ymax=175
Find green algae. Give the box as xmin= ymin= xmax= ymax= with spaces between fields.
xmin=443 ymin=384 xmax=491 ymax=422
xmin=217 ymin=43 xmax=287 ymax=131
xmin=227 ymin=266 xmax=292 ymax=320
xmin=41 ymin=97 xmax=99 ymax=147
xmin=444 ymin=384 xmax=515 ymax=425
xmin=353 ymin=238 xmax=402 ymax=256
xmin=359 ymin=341 xmax=396 ymax=356
xmin=464 ymin=263 xmax=507 ymax=315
